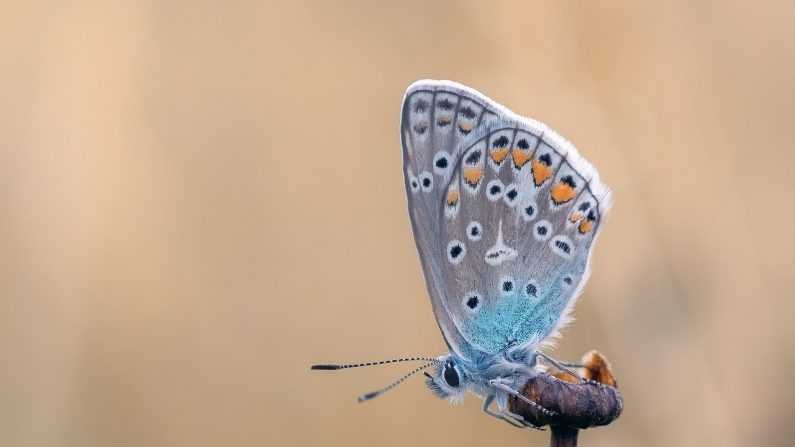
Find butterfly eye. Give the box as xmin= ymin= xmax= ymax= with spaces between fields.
xmin=443 ymin=362 xmax=460 ymax=388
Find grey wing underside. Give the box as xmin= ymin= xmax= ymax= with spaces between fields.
xmin=400 ymin=80 xmax=612 ymax=361
xmin=400 ymin=80 xmax=499 ymax=358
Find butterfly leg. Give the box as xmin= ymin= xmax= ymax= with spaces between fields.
xmin=488 ymin=378 xmax=557 ymax=418
xmin=534 ymin=351 xmax=603 ymax=387
xmin=558 ymin=361 xmax=585 ymax=368
xmin=482 ymin=394 xmax=544 ymax=430
xmin=482 ymin=395 xmax=526 ymax=428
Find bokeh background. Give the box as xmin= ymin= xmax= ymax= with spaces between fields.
xmin=2 ymin=1 xmax=793 ymax=446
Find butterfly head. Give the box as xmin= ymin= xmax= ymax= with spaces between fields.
xmin=424 ymin=356 xmax=470 ymax=402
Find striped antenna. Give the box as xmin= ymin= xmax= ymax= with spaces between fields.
xmin=311 ymin=357 xmax=440 ymax=371
xmin=357 ymin=362 xmax=437 ymax=402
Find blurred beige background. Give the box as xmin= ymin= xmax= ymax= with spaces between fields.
xmin=2 ymin=1 xmax=793 ymax=446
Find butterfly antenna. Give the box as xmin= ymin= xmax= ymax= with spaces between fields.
xmin=311 ymin=357 xmax=440 ymax=371
xmin=357 ymin=362 xmax=436 ymax=403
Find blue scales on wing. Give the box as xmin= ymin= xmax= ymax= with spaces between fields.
xmin=400 ymin=80 xmax=611 ymax=364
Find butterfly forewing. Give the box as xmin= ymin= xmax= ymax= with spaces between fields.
xmin=400 ymin=80 xmax=611 ymax=362
xmin=401 ymin=81 xmax=497 ymax=358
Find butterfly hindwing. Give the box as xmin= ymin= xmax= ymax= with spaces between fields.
xmin=401 ymin=80 xmax=611 ymax=361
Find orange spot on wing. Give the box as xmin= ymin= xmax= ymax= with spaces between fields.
xmin=512 ymin=149 xmax=533 ymax=168
xmin=458 ymin=122 xmax=474 ymax=133
xmin=578 ymin=219 xmax=594 ymax=234
xmin=463 ymin=167 xmax=483 ymax=186
xmin=491 ymin=148 xmax=509 ymax=163
xmin=551 ymin=182 xmax=576 ymax=204
xmin=437 ymin=115 xmax=451 ymax=126
xmin=531 ymin=159 xmax=553 ymax=185
xmin=569 ymin=213 xmax=584 ymax=223
xmin=446 ymin=190 xmax=459 ymax=206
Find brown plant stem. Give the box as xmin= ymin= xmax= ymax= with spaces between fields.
xmin=550 ymin=426 xmax=579 ymax=447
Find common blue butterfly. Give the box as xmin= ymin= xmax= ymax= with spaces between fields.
xmin=313 ymin=80 xmax=612 ymax=429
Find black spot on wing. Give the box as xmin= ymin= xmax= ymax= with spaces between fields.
xmin=561 ymin=175 xmax=577 ymax=188
xmin=414 ymin=99 xmax=429 ymax=113
xmin=466 ymin=221 xmax=482 ymax=241
xmin=437 ymin=98 xmax=454 ymax=111
xmin=493 ymin=135 xmax=509 ymax=148
xmin=450 ymin=245 xmax=463 ymax=258
xmin=539 ymin=153 xmax=552 ymax=166
xmin=447 ymin=240 xmax=467 ymax=264
xmin=460 ymin=107 xmax=477 ymax=119
xmin=465 ymin=150 xmax=482 ymax=165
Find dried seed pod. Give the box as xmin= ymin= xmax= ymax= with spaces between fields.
xmin=509 ymin=351 xmax=623 ymax=445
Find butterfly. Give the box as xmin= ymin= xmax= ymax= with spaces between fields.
xmin=313 ymin=80 xmax=612 ymax=429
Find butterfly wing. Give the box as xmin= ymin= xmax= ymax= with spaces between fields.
xmin=400 ymin=80 xmax=611 ymax=361
xmin=401 ymin=80 xmax=499 ymax=358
